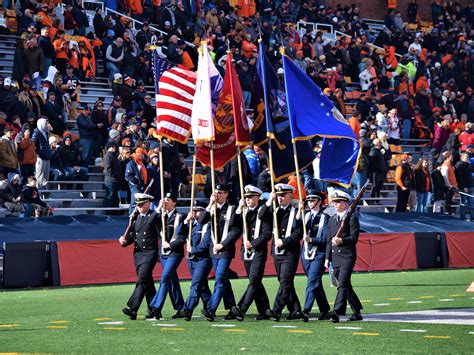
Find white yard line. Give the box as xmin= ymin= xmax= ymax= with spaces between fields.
xmin=98 ymin=321 xmax=125 ymax=325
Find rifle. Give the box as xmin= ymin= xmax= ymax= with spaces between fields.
xmin=333 ymin=181 xmax=369 ymax=241
xmin=120 ymin=178 xmax=155 ymax=246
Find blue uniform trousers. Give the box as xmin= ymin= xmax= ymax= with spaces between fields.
xmin=301 ymin=252 xmax=330 ymax=314
xmin=150 ymin=256 xmax=184 ymax=311
xmin=207 ymin=257 xmax=236 ymax=312
xmin=184 ymin=257 xmax=212 ymax=311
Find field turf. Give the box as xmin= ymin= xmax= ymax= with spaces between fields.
xmin=0 ymin=269 xmax=473 ymax=353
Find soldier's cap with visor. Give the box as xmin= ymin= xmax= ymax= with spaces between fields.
xmin=244 ymin=185 xmax=262 ymax=197
xmin=306 ymin=190 xmax=325 ymax=201
xmin=135 ymin=193 xmax=154 ymax=205
xmin=275 ymin=183 xmax=295 ymax=195
xmin=331 ymin=190 xmax=351 ymax=202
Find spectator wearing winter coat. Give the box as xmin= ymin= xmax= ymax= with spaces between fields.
xmin=125 ymin=147 xmax=148 ymax=213
xmin=48 ymin=136 xmax=64 ymax=182
xmin=16 ymin=123 xmax=36 ymax=181
xmin=432 ymin=119 xmax=451 ymax=154
xmin=243 ymin=146 xmax=261 ymax=185
xmin=59 ymin=134 xmax=89 ymax=189
xmin=414 ymin=158 xmax=431 ymax=213
xmin=77 ymin=103 xmax=102 ymax=165
xmin=32 ymin=118 xmax=52 ymax=188
xmin=0 ymin=126 xmax=18 ymax=179
xmin=431 ymin=162 xmax=448 ymax=213
xmin=103 ymin=142 xmax=122 ymax=209
xmin=22 ymin=176 xmax=50 ymax=217
xmin=24 ymin=38 xmax=44 ymax=82
xmin=43 ymin=91 xmax=65 ymax=136
xmin=455 ymin=152 xmax=473 ymax=221
xmin=38 ymin=27 xmax=55 ymax=78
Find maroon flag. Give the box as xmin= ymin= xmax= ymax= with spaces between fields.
xmin=196 ymin=56 xmax=243 ymax=169
xmin=227 ymin=53 xmax=251 ymax=146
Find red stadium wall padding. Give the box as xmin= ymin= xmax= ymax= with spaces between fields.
xmin=355 ymin=233 xmax=418 ymax=271
xmin=445 ymin=232 xmax=474 ymax=268
xmin=56 ymin=239 xmax=304 ymax=286
xmin=57 ymin=233 xmax=419 ymax=286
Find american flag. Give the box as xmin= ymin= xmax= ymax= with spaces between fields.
xmin=152 ymin=51 xmax=176 ymax=95
xmin=155 ymin=66 xmax=197 ymax=143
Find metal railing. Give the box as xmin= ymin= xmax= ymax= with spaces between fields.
xmin=103 ymin=7 xmax=196 ymax=48
xmin=296 ymin=20 xmax=401 ymax=58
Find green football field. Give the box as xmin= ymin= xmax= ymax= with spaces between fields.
xmin=1 ymin=269 xmax=473 ymax=353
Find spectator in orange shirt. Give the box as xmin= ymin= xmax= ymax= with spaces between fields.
xmin=348 ymin=111 xmax=361 ymax=139
xmin=242 ymin=34 xmax=257 ymax=58
xmin=179 ymin=40 xmax=194 ymax=70
xmin=53 ymin=30 xmax=70 ymax=74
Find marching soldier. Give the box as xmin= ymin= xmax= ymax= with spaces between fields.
xmin=300 ymin=191 xmax=331 ymax=320
xmin=149 ymin=192 xmax=187 ymax=319
xmin=262 ymin=184 xmax=307 ymax=322
xmin=119 ymin=193 xmax=160 ymax=320
xmin=324 ymin=190 xmax=363 ymax=323
xmin=179 ymin=200 xmax=213 ymax=321
xmin=200 ymin=184 xmax=243 ymax=322
xmin=230 ymin=185 xmax=272 ymax=321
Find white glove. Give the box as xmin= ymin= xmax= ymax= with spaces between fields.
xmin=32 ymin=72 xmax=40 ymax=79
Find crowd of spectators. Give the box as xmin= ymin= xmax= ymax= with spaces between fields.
xmin=0 ymin=0 xmax=473 ymax=220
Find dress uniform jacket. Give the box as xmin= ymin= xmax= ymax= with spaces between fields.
xmin=122 ymin=209 xmax=160 ymax=312
xmin=325 ymin=213 xmax=360 ymax=268
xmin=158 ymin=209 xmax=187 ymax=258
xmin=259 ymin=203 xmax=303 ymax=260
xmin=123 ymin=209 xmax=160 ymax=264
xmin=324 ymin=212 xmax=363 ymax=316
xmin=240 ymin=202 xmax=272 ymax=259
xmin=198 ymin=202 xmax=242 ymax=259
xmin=304 ymin=208 xmax=328 ymax=256
xmin=189 ymin=222 xmax=212 ymax=259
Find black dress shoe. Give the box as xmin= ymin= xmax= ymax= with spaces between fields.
xmin=300 ymin=312 xmax=309 ymax=323
xmin=172 ymin=310 xmax=185 ymax=319
xmin=179 ymin=310 xmax=192 ymax=321
xmin=122 ymin=307 xmax=137 ymax=320
xmin=265 ymin=309 xmax=280 ymax=322
xmin=328 ymin=311 xmax=339 ymax=323
xmin=317 ymin=312 xmax=329 ymax=321
xmin=255 ymin=314 xmax=270 ymax=321
xmin=230 ymin=306 xmax=244 ymax=322
xmin=201 ymin=308 xmax=215 ymax=322
xmin=286 ymin=312 xmax=303 ymax=320
xmin=223 ymin=311 xmax=237 ymax=321
xmin=348 ymin=313 xmax=363 ymax=321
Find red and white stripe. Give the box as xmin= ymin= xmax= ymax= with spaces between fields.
xmin=156 ymin=67 xmax=197 ymax=143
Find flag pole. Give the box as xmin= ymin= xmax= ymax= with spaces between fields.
xmin=236 ymin=145 xmax=250 ymax=256
xmin=266 ymin=136 xmax=280 ymax=245
xmin=209 ymin=141 xmax=218 ymax=247
xmin=291 ymin=140 xmax=310 ymax=258
xmin=159 ymin=137 xmax=166 ymax=253
xmin=258 ymin=35 xmax=280 ymax=247
xmin=281 ymin=54 xmax=310 ymax=258
xmin=226 ymin=44 xmax=250 ymax=257
xmin=187 ymin=153 xmax=197 ymax=248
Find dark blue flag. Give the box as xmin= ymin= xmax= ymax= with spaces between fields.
xmin=282 ymin=55 xmax=360 ymax=187
xmin=251 ymin=42 xmax=314 ymax=182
